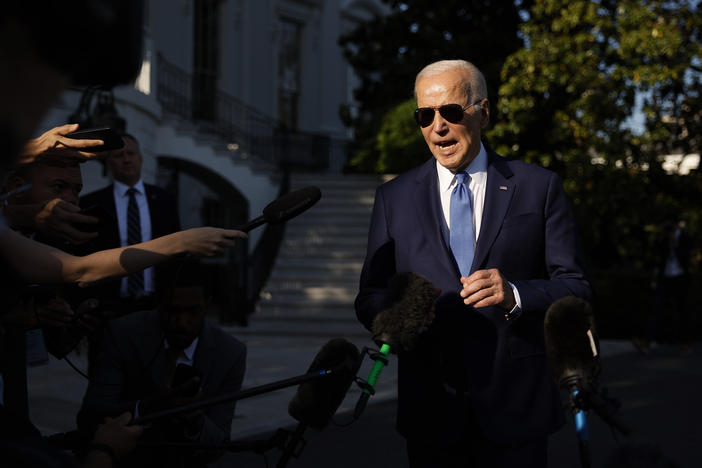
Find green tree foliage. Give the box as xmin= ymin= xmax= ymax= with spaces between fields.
xmin=339 ymin=0 xmax=527 ymax=172
xmin=375 ymin=99 xmax=429 ymax=173
xmin=485 ymin=1 xmax=702 ymax=337
xmin=488 ymin=0 xmax=702 ymax=269
xmin=342 ymin=0 xmax=702 ymax=270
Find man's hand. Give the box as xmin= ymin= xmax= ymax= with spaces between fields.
xmin=35 ymin=198 xmax=98 ymax=244
xmin=1 ymin=294 xmax=73 ymax=328
xmin=168 ymin=378 xmax=205 ymax=434
xmin=35 ymin=296 xmax=75 ymax=327
xmin=70 ymin=298 xmax=102 ymax=336
xmin=17 ymin=123 xmax=104 ymax=165
xmin=140 ymin=376 xmax=205 ymax=434
xmin=43 ymin=299 xmax=102 ymax=358
xmin=459 ymin=268 xmax=516 ymax=311
xmin=91 ymin=412 xmax=143 ymax=460
xmin=180 ymin=227 xmax=248 ymax=257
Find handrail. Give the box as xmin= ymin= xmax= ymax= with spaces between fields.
xmin=156 ymin=53 xmax=341 ymax=170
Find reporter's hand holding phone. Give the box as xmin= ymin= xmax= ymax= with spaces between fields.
xmin=89 ymin=412 xmax=143 ymax=463
xmin=17 ymin=123 xmax=106 ymax=164
xmin=168 ymin=370 xmax=205 ymax=434
xmin=35 ymin=198 xmax=99 ymax=244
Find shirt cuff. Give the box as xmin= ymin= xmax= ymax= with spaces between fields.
xmin=506 ymin=281 xmax=522 ymax=321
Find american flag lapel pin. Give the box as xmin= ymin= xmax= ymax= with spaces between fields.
xmin=499 ymin=185 xmax=508 ymax=191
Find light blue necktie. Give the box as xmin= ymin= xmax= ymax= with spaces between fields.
xmin=450 ymin=172 xmax=475 ymax=277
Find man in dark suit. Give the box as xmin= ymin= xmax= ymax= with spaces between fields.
xmin=355 ymin=60 xmax=592 ymax=467
xmin=77 ymin=260 xmax=247 ymax=468
xmin=80 ymin=133 xmax=180 ymax=313
xmin=633 ymin=220 xmax=694 ymax=356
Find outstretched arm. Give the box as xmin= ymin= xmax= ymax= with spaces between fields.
xmin=0 ymin=226 xmax=247 ymax=286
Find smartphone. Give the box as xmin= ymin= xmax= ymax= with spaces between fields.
xmin=73 ymin=204 xmax=112 ymax=233
xmin=65 ymin=127 xmax=124 ymax=152
xmin=172 ymin=364 xmax=202 ymax=397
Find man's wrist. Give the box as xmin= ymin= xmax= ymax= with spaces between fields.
xmin=84 ymin=443 xmax=116 ymax=467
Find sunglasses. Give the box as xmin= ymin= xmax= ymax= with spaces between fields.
xmin=414 ymin=101 xmax=482 ymax=128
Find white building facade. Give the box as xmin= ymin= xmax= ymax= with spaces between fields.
xmin=39 ymin=0 xmax=384 ymax=248
xmin=37 ymin=0 xmax=385 ymax=322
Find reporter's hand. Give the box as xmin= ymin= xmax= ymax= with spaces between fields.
xmin=180 ymin=227 xmax=247 ymax=257
xmin=91 ymin=412 xmax=143 ymax=459
xmin=35 ymin=198 xmax=98 ymax=244
xmin=17 ymin=123 xmax=105 ymax=165
xmin=35 ymin=296 xmax=75 ymax=327
xmin=0 ymin=295 xmax=72 ymax=328
xmin=71 ymin=298 xmax=102 ymax=335
xmin=139 ymin=376 xmax=202 ymax=419
xmin=168 ymin=377 xmax=205 ymax=434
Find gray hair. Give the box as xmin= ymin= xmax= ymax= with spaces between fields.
xmin=414 ymin=60 xmax=488 ymax=104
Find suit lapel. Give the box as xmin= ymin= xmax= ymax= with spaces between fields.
xmin=193 ymin=322 xmax=214 ymax=388
xmin=134 ymin=312 xmax=171 ymax=388
xmin=411 ymin=160 xmax=460 ymax=278
xmin=145 ymin=185 xmax=165 ymax=238
xmin=103 ymin=185 xmax=118 ymax=220
xmin=100 ymin=185 xmax=119 ymax=246
xmin=471 ymin=151 xmax=515 ymax=272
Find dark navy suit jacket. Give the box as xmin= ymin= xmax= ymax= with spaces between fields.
xmin=355 ymin=149 xmax=592 ymax=444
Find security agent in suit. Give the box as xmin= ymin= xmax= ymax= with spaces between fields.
xmin=77 ymin=260 xmax=247 ymax=468
xmin=355 ymin=60 xmax=592 ymax=467
xmin=80 ymin=133 xmax=180 ymax=313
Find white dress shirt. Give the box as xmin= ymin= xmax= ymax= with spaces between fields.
xmin=436 ymin=143 xmax=522 ymax=312
xmin=165 ymin=336 xmax=199 ymax=367
xmin=437 ymin=143 xmax=488 ymax=243
xmin=113 ymin=179 xmax=155 ymax=295
xmin=663 ymin=228 xmax=685 ymax=278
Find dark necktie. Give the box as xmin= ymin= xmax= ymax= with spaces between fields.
xmin=449 ymin=172 xmax=475 ymax=277
xmin=126 ymin=187 xmax=144 ymax=297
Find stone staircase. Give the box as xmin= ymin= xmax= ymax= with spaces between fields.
xmin=253 ymin=173 xmax=388 ymax=335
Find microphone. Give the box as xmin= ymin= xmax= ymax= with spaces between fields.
xmin=281 ymin=339 xmax=360 ymax=467
xmin=544 ymin=296 xmax=599 ymax=467
xmin=288 ymin=338 xmax=361 ymax=430
xmin=238 ymin=186 xmax=321 ymax=232
xmin=544 ymin=296 xmax=629 ymax=467
xmin=354 ymin=272 xmax=436 ymax=420
xmin=544 ymin=296 xmax=600 ymax=387
xmin=51 ymin=340 xmax=359 ymax=455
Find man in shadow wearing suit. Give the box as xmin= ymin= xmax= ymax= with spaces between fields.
xmin=355 ymin=60 xmax=592 ymax=467
xmin=77 ymin=259 xmax=247 ymax=468
xmin=80 ymin=133 xmax=180 ymax=315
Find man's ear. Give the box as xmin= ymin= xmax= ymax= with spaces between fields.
xmin=479 ymin=99 xmax=490 ymax=130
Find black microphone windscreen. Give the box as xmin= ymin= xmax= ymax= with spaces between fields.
xmin=263 ymin=186 xmax=321 ymax=224
xmin=371 ymin=272 xmax=435 ymax=353
xmin=11 ymin=1 xmax=144 ymax=87
xmin=288 ymin=338 xmax=360 ymax=430
xmin=544 ymin=296 xmax=600 ymax=385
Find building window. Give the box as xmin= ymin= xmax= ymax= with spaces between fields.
xmin=278 ymin=18 xmax=302 ymax=130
